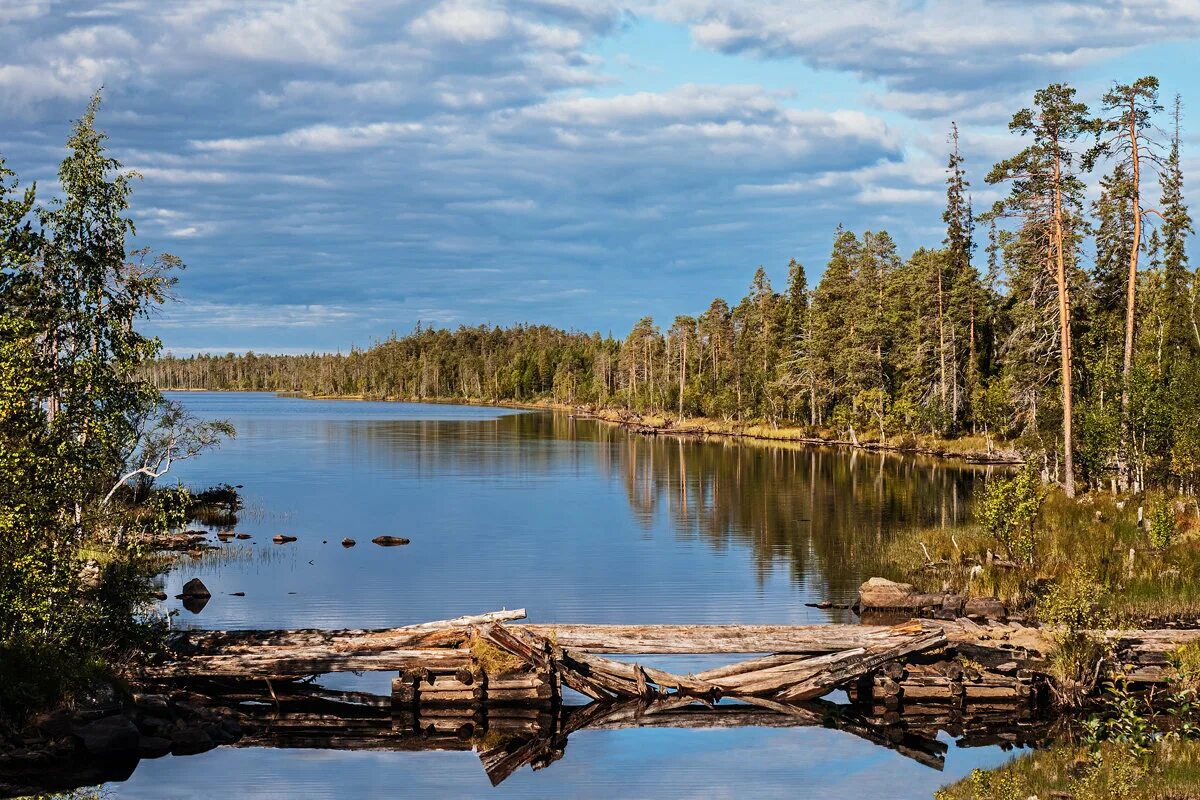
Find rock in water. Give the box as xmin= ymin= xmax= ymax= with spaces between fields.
xmin=857 ymin=577 xmax=942 ymax=610
xmin=371 ymin=536 xmax=410 ymax=546
xmin=341 ymin=538 xmax=356 ymax=547
xmin=964 ymin=596 xmax=1007 ymax=620
xmin=273 ymin=534 xmax=297 ymax=544
xmin=179 ymin=578 xmax=211 ymax=598
xmin=73 ymin=715 xmax=140 ymax=757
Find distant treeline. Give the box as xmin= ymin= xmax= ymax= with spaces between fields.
xmin=154 ymin=79 xmax=1200 ymax=494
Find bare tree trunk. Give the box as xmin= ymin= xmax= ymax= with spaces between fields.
xmin=1053 ymin=153 xmax=1077 ymax=498
xmin=1118 ymin=104 xmax=1142 ymax=491
xmin=937 ymin=266 xmax=948 ymax=429
xmin=679 ymin=335 xmax=686 ymax=419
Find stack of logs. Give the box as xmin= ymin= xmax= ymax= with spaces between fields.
xmin=392 ymin=661 xmax=556 ymax=738
xmin=848 ymin=652 xmax=1038 ymax=725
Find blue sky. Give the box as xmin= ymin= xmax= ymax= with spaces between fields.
xmin=1 ymin=1 xmax=1198 ymax=354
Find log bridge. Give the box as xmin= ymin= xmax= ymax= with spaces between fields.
xmin=147 ymin=610 xmax=1072 ymax=784
xmin=152 ymin=609 xmax=1061 ymax=717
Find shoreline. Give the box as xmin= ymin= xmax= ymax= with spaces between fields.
xmin=161 ymin=387 xmax=1024 ymax=466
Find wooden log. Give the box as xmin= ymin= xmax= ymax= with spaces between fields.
xmin=418 ymin=688 xmax=483 ymax=703
xmin=392 ymin=676 xmax=416 ymax=706
xmin=475 ymin=623 xmax=553 ymax=672
xmin=148 ymin=648 xmax=472 ymax=678
xmin=517 ymin=621 xmax=934 ymax=654
xmin=418 ymin=706 xmax=484 ymax=720
xmin=964 ymin=683 xmax=1028 ymax=700
xmin=487 ymin=686 xmax=553 ymax=702
xmin=485 ymin=677 xmax=547 ymax=691
xmin=776 ymin=629 xmax=947 ymax=702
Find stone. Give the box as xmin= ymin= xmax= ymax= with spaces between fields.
xmin=169 ymin=726 xmax=215 ymax=756
xmin=235 ymin=533 xmax=252 ymax=540
xmin=273 ymin=534 xmax=297 ymax=544
xmin=942 ymin=594 xmax=965 ymax=615
xmin=138 ymin=735 xmax=173 ymax=759
xmin=341 ymin=538 xmax=356 ymax=547
xmin=179 ymin=578 xmax=211 ymax=598
xmin=73 ymin=715 xmax=140 ymax=757
xmin=77 ymin=560 xmax=103 ymax=590
xmin=964 ymin=596 xmax=1007 ymax=620
xmin=204 ymin=723 xmax=236 ymax=744
xmin=858 ymin=577 xmax=920 ymax=609
xmin=132 ymin=693 xmax=171 ymax=715
xmin=371 ymin=536 xmax=410 ymax=546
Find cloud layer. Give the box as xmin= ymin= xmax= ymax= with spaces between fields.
xmin=1 ymin=0 xmax=1195 ymax=351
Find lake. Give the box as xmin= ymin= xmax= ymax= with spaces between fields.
xmin=110 ymin=392 xmax=1020 ymax=799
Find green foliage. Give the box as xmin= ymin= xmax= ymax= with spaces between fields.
xmin=1 ymin=93 xmax=228 ymax=717
xmin=1037 ymin=568 xmax=1112 ymax=706
xmin=1147 ymin=496 xmax=1178 ymax=551
xmin=976 ymin=464 xmax=1046 ymax=564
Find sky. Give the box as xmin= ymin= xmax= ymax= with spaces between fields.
xmin=2 ymin=1 xmax=1199 ymax=354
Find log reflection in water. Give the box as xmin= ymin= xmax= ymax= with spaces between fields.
xmin=211 ymin=679 xmax=1052 ymax=787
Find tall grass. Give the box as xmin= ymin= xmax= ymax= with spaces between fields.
xmin=878 ymin=490 xmax=1200 ymax=622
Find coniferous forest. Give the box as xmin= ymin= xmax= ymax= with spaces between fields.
xmin=154 ymin=79 xmax=1199 ymax=495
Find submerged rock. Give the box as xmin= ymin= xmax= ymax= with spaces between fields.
xmin=73 ymin=715 xmax=139 ymax=757
xmin=138 ymin=735 xmax=172 ymax=759
xmin=371 ymin=536 xmax=410 ymax=547
xmin=178 ymin=578 xmax=210 ymax=599
xmin=169 ymin=726 xmax=215 ymax=756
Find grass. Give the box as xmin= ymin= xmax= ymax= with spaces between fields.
xmin=469 ymin=637 xmax=526 ymax=675
xmin=935 ymin=738 xmax=1200 ymax=800
xmin=877 ymin=490 xmax=1200 ymax=623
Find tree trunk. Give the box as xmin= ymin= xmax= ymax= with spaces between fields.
xmin=1053 ymin=151 xmax=1077 ymax=498
xmin=1118 ymin=104 xmax=1142 ymax=491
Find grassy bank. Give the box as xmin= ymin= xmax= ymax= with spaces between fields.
xmin=170 ymin=388 xmax=1024 ymax=465
xmin=877 ymin=485 xmax=1200 ymax=624
xmin=937 ymin=738 xmax=1200 ymax=800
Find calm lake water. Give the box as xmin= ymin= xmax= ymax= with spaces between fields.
xmin=108 ymin=392 xmax=1021 ymax=799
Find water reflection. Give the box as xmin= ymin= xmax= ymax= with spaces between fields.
xmin=161 ymin=393 xmax=989 ymax=628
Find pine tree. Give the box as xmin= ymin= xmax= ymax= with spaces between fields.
xmin=1090 ymin=76 xmax=1162 ymax=489
xmin=987 ymin=83 xmax=1091 ymax=496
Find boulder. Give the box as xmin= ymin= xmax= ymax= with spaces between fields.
xmin=371 ymin=536 xmax=410 ymax=546
xmin=964 ymin=596 xmax=1007 ymax=620
xmin=169 ymin=726 xmax=215 ymax=756
xmin=73 ymin=715 xmax=140 ymax=757
xmin=858 ymin=577 xmax=919 ymax=609
xmin=178 ymin=578 xmax=211 ymax=599
xmin=273 ymin=534 xmax=297 ymax=544
xmin=138 ymin=735 xmax=173 ymax=759
xmin=341 ymin=538 xmax=356 ymax=548
xmin=77 ymin=560 xmax=103 ymax=590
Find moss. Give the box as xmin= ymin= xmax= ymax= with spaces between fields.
xmin=469 ymin=637 xmax=526 ymax=676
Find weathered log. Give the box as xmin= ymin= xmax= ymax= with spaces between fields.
xmin=517 ymin=621 xmax=935 ymax=654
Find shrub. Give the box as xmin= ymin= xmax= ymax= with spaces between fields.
xmin=976 ymin=463 xmax=1046 ymax=564
xmin=1147 ymin=496 xmax=1178 ymax=551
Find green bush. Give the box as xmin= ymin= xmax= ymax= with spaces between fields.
xmin=1147 ymin=496 xmax=1178 ymax=551
xmin=976 ymin=462 xmax=1046 ymax=564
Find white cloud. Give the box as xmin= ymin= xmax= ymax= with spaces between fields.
xmin=649 ymin=0 xmax=1200 ymax=100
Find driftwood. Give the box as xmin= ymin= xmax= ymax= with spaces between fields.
xmin=472 ymin=621 xmax=946 ymax=703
